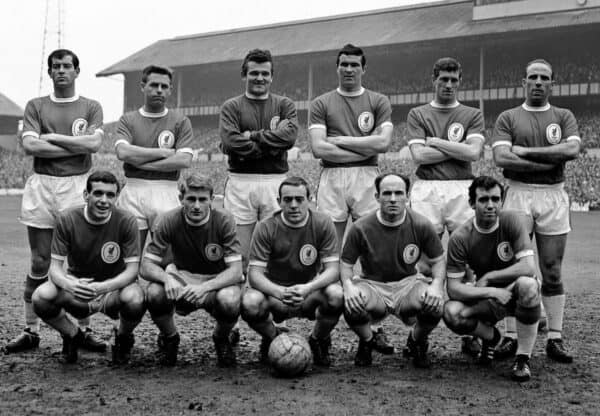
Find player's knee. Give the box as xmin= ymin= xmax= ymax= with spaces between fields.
xmin=32 ymin=282 xmax=60 ymax=318
xmin=323 ymin=284 xmax=344 ymax=312
xmin=443 ymin=302 xmax=476 ymax=335
xmin=241 ymin=289 xmax=268 ymax=322
xmin=515 ymin=304 xmax=541 ymax=325
xmin=515 ymin=276 xmax=540 ymax=307
xmin=145 ymin=283 xmax=171 ymax=315
xmin=214 ymin=286 xmax=241 ymax=319
xmin=120 ymin=284 xmax=146 ymax=314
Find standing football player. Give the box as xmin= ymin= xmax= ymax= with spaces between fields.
xmin=4 ymin=49 xmax=106 ymax=354
xmin=32 ymin=171 xmax=145 ymax=364
xmin=241 ymin=177 xmax=343 ymax=367
xmin=341 ymin=173 xmax=445 ymax=368
xmin=141 ymin=174 xmax=243 ymax=367
xmin=219 ymin=49 xmax=298 ymax=271
xmin=114 ymin=65 xmax=194 ymax=252
xmin=444 ymin=176 xmax=541 ymax=381
xmin=492 ymin=59 xmax=580 ymax=363
xmin=407 ymin=57 xmax=485 ymax=357
xmin=309 ymin=44 xmax=394 ymax=352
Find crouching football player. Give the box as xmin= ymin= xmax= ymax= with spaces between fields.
xmin=341 ymin=173 xmax=445 ymax=368
xmin=32 ymin=171 xmax=145 ymax=364
xmin=241 ymin=177 xmax=343 ymax=367
xmin=141 ymin=174 xmax=243 ymax=367
xmin=443 ymin=176 xmax=541 ymax=381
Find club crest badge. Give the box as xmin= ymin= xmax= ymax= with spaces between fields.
xmin=270 ymin=116 xmax=280 ymax=130
xmin=101 ymin=242 xmax=120 ymax=264
xmin=497 ymin=242 xmax=514 ymax=262
xmin=205 ymin=244 xmax=223 ymax=261
xmin=546 ymin=124 xmax=562 ymax=145
xmin=403 ymin=244 xmax=420 ymax=264
xmin=358 ymin=111 xmax=374 ymax=133
xmin=299 ymin=244 xmax=318 ymax=266
xmin=157 ymin=130 xmax=175 ymax=148
xmin=71 ymin=118 xmax=88 ymax=136
xmin=447 ymin=122 xmax=464 ymax=142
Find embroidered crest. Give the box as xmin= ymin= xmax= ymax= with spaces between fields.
xmin=157 ymin=130 xmax=175 ymax=148
xmin=403 ymin=244 xmax=420 ymax=264
xmin=270 ymin=116 xmax=281 ymax=130
xmin=101 ymin=242 xmax=120 ymax=264
xmin=71 ymin=118 xmax=88 ymax=136
xmin=546 ymin=124 xmax=562 ymax=145
xmin=447 ymin=122 xmax=465 ymax=142
xmin=497 ymin=242 xmax=514 ymax=262
xmin=299 ymin=244 xmax=318 ymax=266
xmin=358 ymin=111 xmax=374 ymax=133
xmin=205 ymin=244 xmax=223 ymax=261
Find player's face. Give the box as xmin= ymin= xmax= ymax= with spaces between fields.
xmin=472 ymin=186 xmax=502 ymax=227
xmin=84 ymin=182 xmax=118 ymax=222
xmin=142 ymin=73 xmax=172 ymax=110
xmin=523 ymin=63 xmax=553 ymax=106
xmin=376 ymin=175 xmax=408 ymax=221
xmin=278 ymin=185 xmax=310 ymax=225
xmin=48 ymin=55 xmax=79 ymax=89
xmin=180 ymin=189 xmax=212 ymax=224
xmin=337 ymin=54 xmax=365 ymax=92
xmin=433 ymin=70 xmax=460 ymax=105
xmin=244 ymin=61 xmax=273 ymax=97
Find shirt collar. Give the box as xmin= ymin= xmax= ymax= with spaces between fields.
xmin=50 ymin=93 xmax=79 ymax=103
xmin=376 ymin=209 xmax=406 ymax=227
xmin=522 ymin=102 xmax=551 ymax=112
xmin=83 ymin=206 xmax=112 ymax=225
xmin=184 ymin=209 xmax=211 ymax=227
xmin=245 ymin=91 xmax=269 ymax=100
xmin=336 ymin=87 xmax=365 ymax=97
xmin=139 ymin=107 xmax=168 ymax=118
xmin=430 ymin=100 xmax=460 ymax=109
xmin=473 ymin=217 xmax=499 ymax=234
xmin=280 ymin=211 xmax=310 ymax=228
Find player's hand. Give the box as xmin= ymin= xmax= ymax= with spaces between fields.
xmin=286 ymin=284 xmax=311 ymax=307
xmin=87 ymin=281 xmax=108 ymax=296
xmin=421 ymin=283 xmax=444 ymax=314
xmin=69 ymin=277 xmax=97 ymax=302
xmin=343 ymin=281 xmax=366 ymax=316
xmin=164 ymin=274 xmax=183 ymax=301
xmin=179 ymin=284 xmax=209 ymax=306
xmin=40 ymin=133 xmax=58 ymax=142
xmin=160 ymin=148 xmax=176 ymax=158
xmin=489 ymin=288 xmax=512 ymax=305
xmin=276 ymin=119 xmax=291 ymax=130
xmin=475 ymin=275 xmax=489 ymax=287
xmin=281 ymin=287 xmax=304 ymax=307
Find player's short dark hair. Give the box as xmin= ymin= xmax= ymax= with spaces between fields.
xmin=374 ymin=173 xmax=410 ymax=194
xmin=525 ymin=58 xmax=554 ymax=80
xmin=336 ymin=44 xmax=366 ymax=67
xmin=47 ymin=49 xmax=79 ymax=70
xmin=86 ymin=170 xmax=120 ymax=193
xmin=179 ymin=173 xmax=214 ymax=196
xmin=468 ymin=176 xmax=504 ymax=205
xmin=141 ymin=65 xmax=173 ymax=83
xmin=241 ymin=49 xmax=274 ymax=76
xmin=432 ymin=57 xmax=462 ymax=79
xmin=278 ymin=176 xmax=310 ymax=199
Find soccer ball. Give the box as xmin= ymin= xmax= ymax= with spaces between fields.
xmin=268 ymin=333 xmax=312 ymax=377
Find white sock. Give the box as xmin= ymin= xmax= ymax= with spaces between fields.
xmin=24 ymin=301 xmax=40 ymax=333
xmin=543 ymin=295 xmax=565 ymax=340
xmin=516 ymin=321 xmax=538 ymax=357
xmin=504 ymin=317 xmax=517 ymax=339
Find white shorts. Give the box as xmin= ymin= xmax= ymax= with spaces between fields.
xmin=354 ymin=274 xmax=431 ymax=325
xmin=117 ymin=178 xmax=180 ymax=230
xmin=410 ymin=179 xmax=473 ymax=234
xmin=224 ymin=173 xmax=285 ymax=225
xmin=503 ymin=180 xmax=570 ymax=235
xmin=20 ymin=173 xmax=88 ymax=229
xmin=317 ymin=166 xmax=379 ymax=223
